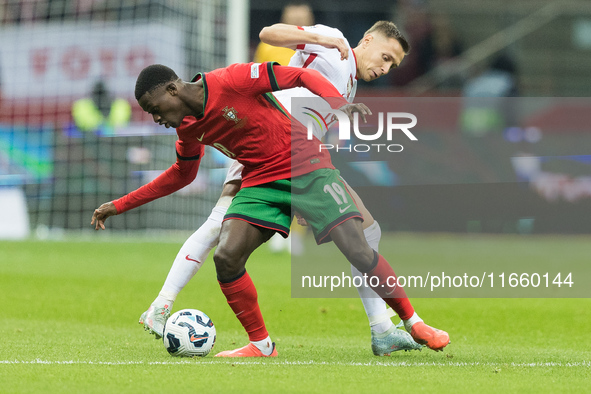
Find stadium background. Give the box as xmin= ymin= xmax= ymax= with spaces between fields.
xmin=0 ymin=0 xmax=590 ymax=238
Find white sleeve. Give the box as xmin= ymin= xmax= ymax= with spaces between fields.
xmin=295 ymin=24 xmax=346 ymax=54
xmin=223 ymin=160 xmax=243 ymax=185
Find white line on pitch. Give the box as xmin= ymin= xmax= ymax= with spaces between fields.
xmin=1 ymin=359 xmax=589 ymax=367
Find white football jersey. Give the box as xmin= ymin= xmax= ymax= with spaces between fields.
xmin=273 ymin=24 xmax=358 ymax=139
xmin=222 ymin=25 xmax=358 ymax=185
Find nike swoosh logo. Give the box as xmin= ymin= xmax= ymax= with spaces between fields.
xmin=235 ymin=311 xmax=244 ymax=317
xmin=196 ymin=132 xmax=206 ymax=142
xmin=185 ymin=255 xmax=200 ymax=263
xmin=385 ymin=286 xmax=397 ymax=296
xmin=339 ymin=204 xmax=351 ymax=213
xmin=190 ymin=335 xmax=208 ymax=342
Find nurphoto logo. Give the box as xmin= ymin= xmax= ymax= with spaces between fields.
xmin=304 ymin=106 xmax=418 ymax=153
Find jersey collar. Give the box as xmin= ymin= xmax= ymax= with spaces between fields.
xmin=191 ymin=73 xmax=207 ymax=119
xmin=351 ymin=49 xmax=359 ymax=80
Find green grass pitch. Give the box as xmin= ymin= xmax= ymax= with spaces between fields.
xmin=1 ymin=234 xmax=590 ymax=393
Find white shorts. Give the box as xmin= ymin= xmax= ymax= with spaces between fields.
xmin=223 ymin=160 xmax=244 ymax=185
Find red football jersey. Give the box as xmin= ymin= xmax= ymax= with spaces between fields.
xmin=113 ymin=62 xmax=347 ymax=214
xmin=179 ymin=62 xmax=344 ymax=187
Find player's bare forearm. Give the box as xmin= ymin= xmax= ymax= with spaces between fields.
xmin=260 ymin=24 xmax=309 ymax=49
xmin=91 ymin=201 xmax=118 ymax=230
xmin=260 ymin=24 xmax=348 ymax=60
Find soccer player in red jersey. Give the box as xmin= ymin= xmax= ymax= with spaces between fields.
xmin=138 ymin=22 xmax=437 ymax=356
xmin=92 ymin=61 xmax=450 ymax=356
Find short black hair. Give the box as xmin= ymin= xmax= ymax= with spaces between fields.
xmin=360 ymin=21 xmax=411 ymax=54
xmin=285 ymin=1 xmax=311 ymax=8
xmin=134 ymin=64 xmax=179 ymax=101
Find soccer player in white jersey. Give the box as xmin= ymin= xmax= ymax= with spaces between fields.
xmin=139 ymin=21 xmax=447 ymax=354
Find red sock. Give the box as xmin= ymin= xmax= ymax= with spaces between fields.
xmin=367 ymin=254 xmax=415 ymax=320
xmin=219 ymin=271 xmax=268 ymax=341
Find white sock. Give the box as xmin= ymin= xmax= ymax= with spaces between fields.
xmin=154 ymin=291 xmax=176 ymax=309
xmin=372 ymin=319 xmax=394 ymax=334
xmin=251 ymin=336 xmax=274 ymax=356
xmin=364 ymin=220 xmax=381 ymax=251
xmin=159 ymin=205 xmax=227 ymax=297
xmin=403 ymin=312 xmax=424 ymax=333
xmin=352 ymin=221 xmax=393 ymax=333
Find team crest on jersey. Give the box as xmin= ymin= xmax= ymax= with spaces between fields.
xmin=222 ymin=106 xmax=242 ymax=124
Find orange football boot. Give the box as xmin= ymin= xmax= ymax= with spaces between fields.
xmin=410 ymin=322 xmax=450 ymax=351
xmin=215 ymin=342 xmax=278 ymax=357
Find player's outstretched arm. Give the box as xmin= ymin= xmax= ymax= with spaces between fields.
xmin=259 ymin=23 xmax=349 ymax=60
xmin=90 ymin=140 xmax=203 ymax=230
xmin=90 ymin=162 xmax=196 ymax=230
xmin=272 ymin=65 xmax=357 ymax=110
xmin=272 ymin=65 xmax=341 ymax=101
xmin=271 ymin=64 xmax=371 ymax=122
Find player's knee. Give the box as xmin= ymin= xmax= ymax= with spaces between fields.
xmin=343 ymin=247 xmax=375 ymax=273
xmin=213 ymin=246 xmax=246 ymax=280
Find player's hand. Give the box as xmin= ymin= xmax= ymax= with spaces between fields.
xmin=338 ymin=103 xmax=372 ymax=123
xmin=294 ymin=212 xmax=309 ymax=226
xmin=318 ymin=36 xmax=349 ymax=60
xmin=91 ymin=202 xmax=118 ymax=230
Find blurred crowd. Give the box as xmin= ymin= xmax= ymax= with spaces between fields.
xmin=0 ymin=0 xmax=165 ymax=24
xmin=0 ymin=0 xmax=521 ymax=94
